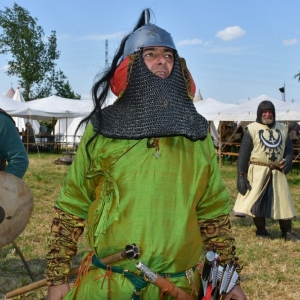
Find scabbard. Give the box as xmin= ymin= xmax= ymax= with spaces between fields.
xmin=136 ymin=261 xmax=196 ymax=300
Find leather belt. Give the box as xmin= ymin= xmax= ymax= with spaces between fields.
xmin=92 ymin=255 xmax=195 ymax=300
xmin=250 ymin=161 xmax=282 ymax=189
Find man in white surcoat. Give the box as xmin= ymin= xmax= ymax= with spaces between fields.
xmin=234 ymin=100 xmax=299 ymax=242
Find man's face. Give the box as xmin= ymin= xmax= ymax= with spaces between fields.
xmin=142 ymin=46 xmax=174 ymax=79
xmin=261 ymin=109 xmax=274 ymax=125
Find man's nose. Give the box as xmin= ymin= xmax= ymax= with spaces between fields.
xmin=157 ymin=54 xmax=167 ymax=65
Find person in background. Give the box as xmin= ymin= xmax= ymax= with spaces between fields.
xmin=221 ymin=123 xmax=235 ymax=153
xmin=232 ymin=122 xmax=244 ymax=143
xmin=39 ymin=124 xmax=54 ymax=146
xmin=22 ymin=121 xmax=36 ymax=149
xmin=221 ymin=123 xmax=233 ymax=142
xmin=45 ymin=9 xmax=246 ymax=300
xmin=234 ymin=101 xmax=299 ymax=242
xmin=39 ymin=125 xmax=52 ymax=136
xmin=0 ymin=108 xmax=29 ymax=178
xmin=288 ymin=122 xmax=299 ymax=148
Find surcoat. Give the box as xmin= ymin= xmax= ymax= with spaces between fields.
xmin=234 ymin=122 xmax=296 ymax=219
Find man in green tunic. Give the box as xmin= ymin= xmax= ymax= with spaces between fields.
xmin=45 ymin=9 xmax=246 ymax=300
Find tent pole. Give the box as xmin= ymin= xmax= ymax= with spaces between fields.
xmin=26 ymin=117 xmax=29 ymax=153
xmin=52 ymin=117 xmax=55 ymax=152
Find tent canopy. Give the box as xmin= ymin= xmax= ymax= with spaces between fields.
xmin=195 ymin=94 xmax=300 ymax=122
xmin=25 ymin=96 xmax=94 ymax=120
xmin=2 ymin=92 xmax=300 ymax=124
xmin=0 ymin=94 xmax=29 ymax=116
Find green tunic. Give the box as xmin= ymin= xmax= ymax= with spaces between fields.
xmin=55 ymin=123 xmax=230 ymax=299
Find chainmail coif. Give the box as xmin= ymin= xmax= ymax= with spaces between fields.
xmin=256 ymin=100 xmax=276 ymax=128
xmin=91 ymin=51 xmax=208 ymax=141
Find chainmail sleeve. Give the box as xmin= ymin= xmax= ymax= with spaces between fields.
xmin=237 ymin=128 xmax=253 ymax=173
xmin=284 ymin=135 xmax=293 ymax=159
xmin=45 ymin=207 xmax=85 ymax=286
xmin=281 ymin=135 xmax=294 ymax=174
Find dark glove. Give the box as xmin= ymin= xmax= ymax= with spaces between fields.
xmin=237 ymin=172 xmax=252 ymax=196
xmin=0 ymin=159 xmax=7 ymax=172
xmin=281 ymin=157 xmax=292 ymax=174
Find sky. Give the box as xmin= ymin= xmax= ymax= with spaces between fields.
xmin=0 ymin=0 xmax=300 ymax=104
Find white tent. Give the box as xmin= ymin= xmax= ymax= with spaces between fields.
xmin=193 ymin=94 xmax=300 ymax=155
xmin=4 ymin=87 xmax=15 ymax=99
xmin=53 ymin=95 xmax=117 ymax=146
xmin=55 ymin=117 xmax=75 ymax=138
xmin=220 ymin=94 xmax=300 ymax=121
xmin=193 ymin=89 xmax=203 ymax=102
xmin=25 ymin=95 xmax=94 ymax=120
xmin=0 ymin=94 xmax=29 ymax=116
xmin=226 ymin=94 xmax=300 ymax=122
xmin=12 ymin=88 xmax=40 ymax=133
xmin=59 ymin=117 xmax=87 ymax=146
xmin=194 ymin=97 xmax=237 ymax=121
xmin=194 ymin=94 xmax=300 ymax=122
xmin=54 ymin=117 xmax=84 ymax=146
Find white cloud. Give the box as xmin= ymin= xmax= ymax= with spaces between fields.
xmin=58 ymin=31 xmax=126 ymax=42
xmin=282 ymin=39 xmax=298 ymax=46
xmin=79 ymin=32 xmax=126 ymax=41
xmin=215 ymin=26 xmax=246 ymax=41
xmin=2 ymin=65 xmax=9 ymax=71
xmin=178 ymin=38 xmax=203 ymax=46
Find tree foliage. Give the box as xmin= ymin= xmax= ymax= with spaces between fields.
xmin=0 ymin=3 xmax=80 ymax=100
xmin=294 ymin=72 xmax=300 ymax=82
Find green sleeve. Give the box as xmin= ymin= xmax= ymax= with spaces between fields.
xmin=196 ymin=138 xmax=231 ymax=220
xmin=0 ymin=113 xmax=29 ymax=178
xmin=55 ymin=123 xmax=97 ymax=219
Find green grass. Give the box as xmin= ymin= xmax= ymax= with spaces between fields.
xmin=1 ymin=155 xmax=300 ymax=299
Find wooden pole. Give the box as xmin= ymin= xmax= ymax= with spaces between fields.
xmin=11 ymin=241 xmax=34 ymax=281
xmin=6 ymin=249 xmax=129 ymax=299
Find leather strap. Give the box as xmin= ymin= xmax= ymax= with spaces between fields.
xmin=92 ymin=254 xmax=195 ymax=299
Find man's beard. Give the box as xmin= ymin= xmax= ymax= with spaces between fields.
xmin=262 ymin=116 xmax=273 ymax=125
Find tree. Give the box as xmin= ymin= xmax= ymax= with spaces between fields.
xmin=32 ymin=69 xmax=81 ymax=99
xmin=0 ymin=3 xmax=80 ymax=100
xmin=53 ymin=71 xmax=81 ymax=99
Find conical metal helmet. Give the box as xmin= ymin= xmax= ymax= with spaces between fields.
xmin=123 ymin=9 xmax=176 ymax=57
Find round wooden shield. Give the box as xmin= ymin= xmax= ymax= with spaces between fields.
xmin=0 ymin=172 xmax=34 ymax=247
